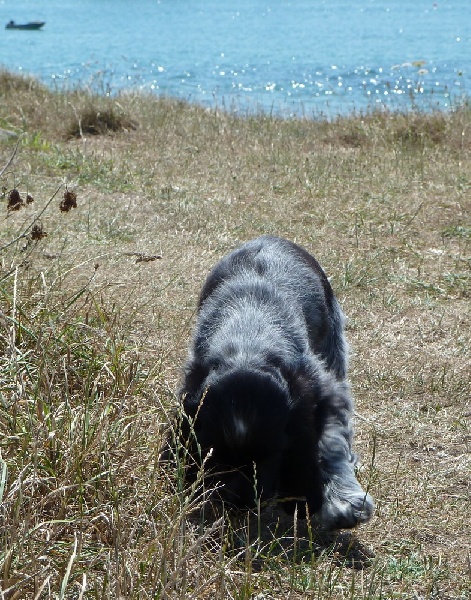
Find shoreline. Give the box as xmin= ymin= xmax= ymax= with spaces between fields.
xmin=1 ymin=65 xmax=468 ymax=121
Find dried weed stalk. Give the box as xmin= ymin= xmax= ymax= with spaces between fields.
xmin=1 ymin=150 xmax=78 ymax=278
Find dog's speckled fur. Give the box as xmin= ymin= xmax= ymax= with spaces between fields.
xmin=175 ymin=235 xmax=374 ymax=529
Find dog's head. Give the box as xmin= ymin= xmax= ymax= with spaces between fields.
xmin=183 ymin=368 xmax=291 ymax=509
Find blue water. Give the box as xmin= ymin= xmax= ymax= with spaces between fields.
xmin=0 ymin=0 xmax=469 ymax=117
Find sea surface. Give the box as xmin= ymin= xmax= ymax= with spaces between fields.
xmin=0 ymin=0 xmax=469 ymax=117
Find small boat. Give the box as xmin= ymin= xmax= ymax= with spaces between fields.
xmin=5 ymin=20 xmax=45 ymax=30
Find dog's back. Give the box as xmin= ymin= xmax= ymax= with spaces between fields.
xmin=198 ymin=235 xmax=347 ymax=379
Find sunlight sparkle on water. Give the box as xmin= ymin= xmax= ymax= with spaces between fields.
xmin=1 ymin=0 xmax=468 ymax=116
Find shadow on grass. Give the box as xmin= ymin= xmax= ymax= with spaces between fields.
xmin=190 ymin=502 xmax=375 ymax=572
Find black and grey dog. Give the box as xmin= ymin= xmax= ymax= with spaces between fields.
xmin=172 ymin=235 xmax=374 ymax=530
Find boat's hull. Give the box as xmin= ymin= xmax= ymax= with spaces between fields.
xmin=6 ymin=22 xmax=45 ymax=30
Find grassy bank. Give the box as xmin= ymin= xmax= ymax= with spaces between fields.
xmin=1 ymin=69 xmax=470 ymax=599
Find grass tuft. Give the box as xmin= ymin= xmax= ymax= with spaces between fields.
xmin=66 ymin=103 xmax=137 ymax=139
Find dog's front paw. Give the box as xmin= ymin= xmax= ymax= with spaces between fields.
xmin=319 ymin=487 xmax=374 ymax=530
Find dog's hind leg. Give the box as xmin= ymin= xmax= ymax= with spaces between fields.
xmin=315 ymin=383 xmax=374 ymax=530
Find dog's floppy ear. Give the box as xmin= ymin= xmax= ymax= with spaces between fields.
xmin=162 ymin=362 xmax=207 ymax=475
xmin=180 ymin=360 xmax=207 ymax=419
xmin=278 ymin=365 xmax=309 ymax=423
xmin=286 ymin=369 xmax=315 ymax=404
xmin=283 ymin=366 xmax=330 ymax=438
xmin=280 ymin=360 xmax=321 ymax=407
xmin=286 ymin=365 xmax=353 ymax=440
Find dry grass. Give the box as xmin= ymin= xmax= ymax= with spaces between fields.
xmin=1 ymin=69 xmax=470 ymax=599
